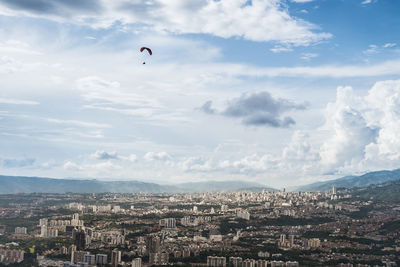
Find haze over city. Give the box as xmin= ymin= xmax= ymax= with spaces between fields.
xmin=1 ymin=0 xmax=400 ymax=188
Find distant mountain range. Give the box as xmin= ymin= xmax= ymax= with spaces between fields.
xmin=352 ymin=179 xmax=400 ymax=203
xmin=0 ymin=175 xmax=275 ymax=194
xmin=296 ymin=169 xmax=400 ymax=192
xmin=2 ymin=168 xmax=400 ymax=194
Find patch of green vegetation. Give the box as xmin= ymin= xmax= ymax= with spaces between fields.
xmin=353 ymin=180 xmax=400 ymax=203
xmin=348 ymin=205 xmax=374 ymax=219
xmin=259 ymin=216 xmax=334 ymax=226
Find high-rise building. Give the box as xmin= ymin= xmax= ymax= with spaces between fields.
xmin=307 ymin=238 xmax=321 ymax=248
xmin=111 ymin=249 xmax=121 ymax=267
xmin=40 ymin=225 xmax=47 ymax=237
xmin=149 ymin=252 xmax=169 ymax=265
xmin=40 ymin=226 xmax=58 ymax=238
xmin=221 ymin=205 xmax=228 ymax=212
xmin=332 ymin=185 xmax=336 ymax=195
xmin=95 ymin=254 xmax=108 ymax=265
xmin=83 ymin=254 xmax=95 ymax=265
xmin=207 ymin=256 xmax=226 ymax=267
xmin=279 ymin=234 xmax=286 ymax=245
xmin=39 ymin=218 xmax=48 ymax=227
xmin=147 ymin=236 xmax=160 ymax=253
xmin=242 ymin=259 xmax=256 ymax=267
xmin=131 ymin=258 xmax=142 ymax=267
xmin=256 ymin=260 xmax=268 ymax=267
xmin=229 ymin=257 xmax=242 ymax=267
xmin=159 ymin=218 xmax=176 ymax=228
xmin=73 ymin=229 xmax=86 ymax=250
xmin=289 ymin=235 xmax=295 ymax=247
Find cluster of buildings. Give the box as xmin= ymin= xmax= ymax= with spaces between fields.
xmin=0 ymin=187 xmax=399 ymax=267
xmin=207 ymin=256 xmax=299 ymax=267
xmin=0 ymin=248 xmax=24 ymax=264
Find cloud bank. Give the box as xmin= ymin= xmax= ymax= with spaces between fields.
xmin=0 ymin=0 xmax=331 ymax=46
xmin=201 ymin=91 xmax=307 ymax=128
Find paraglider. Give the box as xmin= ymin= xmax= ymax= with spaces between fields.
xmin=140 ymin=47 xmax=152 ymax=64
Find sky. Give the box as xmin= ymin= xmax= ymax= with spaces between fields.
xmin=1 ymin=0 xmax=400 ymax=188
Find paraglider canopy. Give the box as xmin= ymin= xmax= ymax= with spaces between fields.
xmin=140 ymin=47 xmax=152 ymax=55
xmin=140 ymin=47 xmax=152 ymax=64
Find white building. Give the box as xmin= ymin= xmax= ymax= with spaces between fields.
xmin=207 ymin=256 xmax=226 ymax=267
xmin=15 ymin=227 xmax=27 ymax=234
xmin=131 ymin=257 xmax=142 ymax=267
xmin=236 ymin=209 xmax=250 ymax=220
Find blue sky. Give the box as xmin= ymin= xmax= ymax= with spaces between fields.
xmin=1 ymin=0 xmax=400 ymax=187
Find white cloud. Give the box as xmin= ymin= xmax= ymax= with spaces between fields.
xmin=76 ymin=76 xmax=163 ymax=116
xmin=144 ymin=151 xmax=172 ymax=161
xmin=91 ymin=150 xmax=119 ymax=160
xmin=363 ymin=43 xmax=397 ymax=55
xmin=0 ymin=40 xmax=42 ymax=55
xmin=363 ymin=44 xmax=378 ymax=55
xmin=318 ymin=80 xmax=400 ymax=174
xmin=0 ymin=0 xmax=331 ymax=46
xmin=225 ymin=59 xmax=400 ymax=78
xmin=364 ymin=80 xmax=400 ymax=161
xmin=361 ymin=0 xmax=373 ymax=4
xmin=63 ymin=161 xmax=82 ymax=171
xmin=383 ymin=43 xmax=396 ymax=48
xmin=300 ymin=52 xmax=318 ymax=60
xmin=127 ymin=154 xmax=138 ymax=162
xmin=45 ymin=118 xmax=111 ymax=129
xmin=270 ymin=45 xmax=293 ymax=53
xmin=320 ymin=86 xmax=378 ymax=171
xmin=179 ymin=157 xmax=215 ymax=172
xmin=0 ymin=56 xmax=23 ymax=74
xmin=0 ymin=98 xmax=39 ymax=105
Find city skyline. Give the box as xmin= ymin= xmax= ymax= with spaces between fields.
xmin=1 ymin=0 xmax=400 ymax=187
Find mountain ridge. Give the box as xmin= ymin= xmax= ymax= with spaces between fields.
xmin=296 ymin=169 xmax=400 ymax=192
xmin=0 ymin=175 xmax=274 ymax=194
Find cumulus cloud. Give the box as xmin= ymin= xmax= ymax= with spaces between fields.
xmin=91 ymin=150 xmax=119 ymax=160
xmin=179 ymin=157 xmax=215 ymax=172
xmin=144 ymin=151 xmax=172 ymax=161
xmin=201 ymin=91 xmax=306 ymax=128
xmin=0 ymin=0 xmax=331 ymax=46
xmin=320 ymin=91 xmax=378 ymax=171
xmin=90 ymin=150 xmax=138 ymax=162
xmin=178 ymin=154 xmax=275 ymax=175
xmin=63 ymin=161 xmax=82 ymax=171
xmin=190 ymin=80 xmax=400 ymax=177
xmin=318 ymin=81 xmax=400 ymax=174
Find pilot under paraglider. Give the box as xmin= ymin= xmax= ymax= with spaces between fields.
xmin=140 ymin=47 xmax=152 ymax=64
